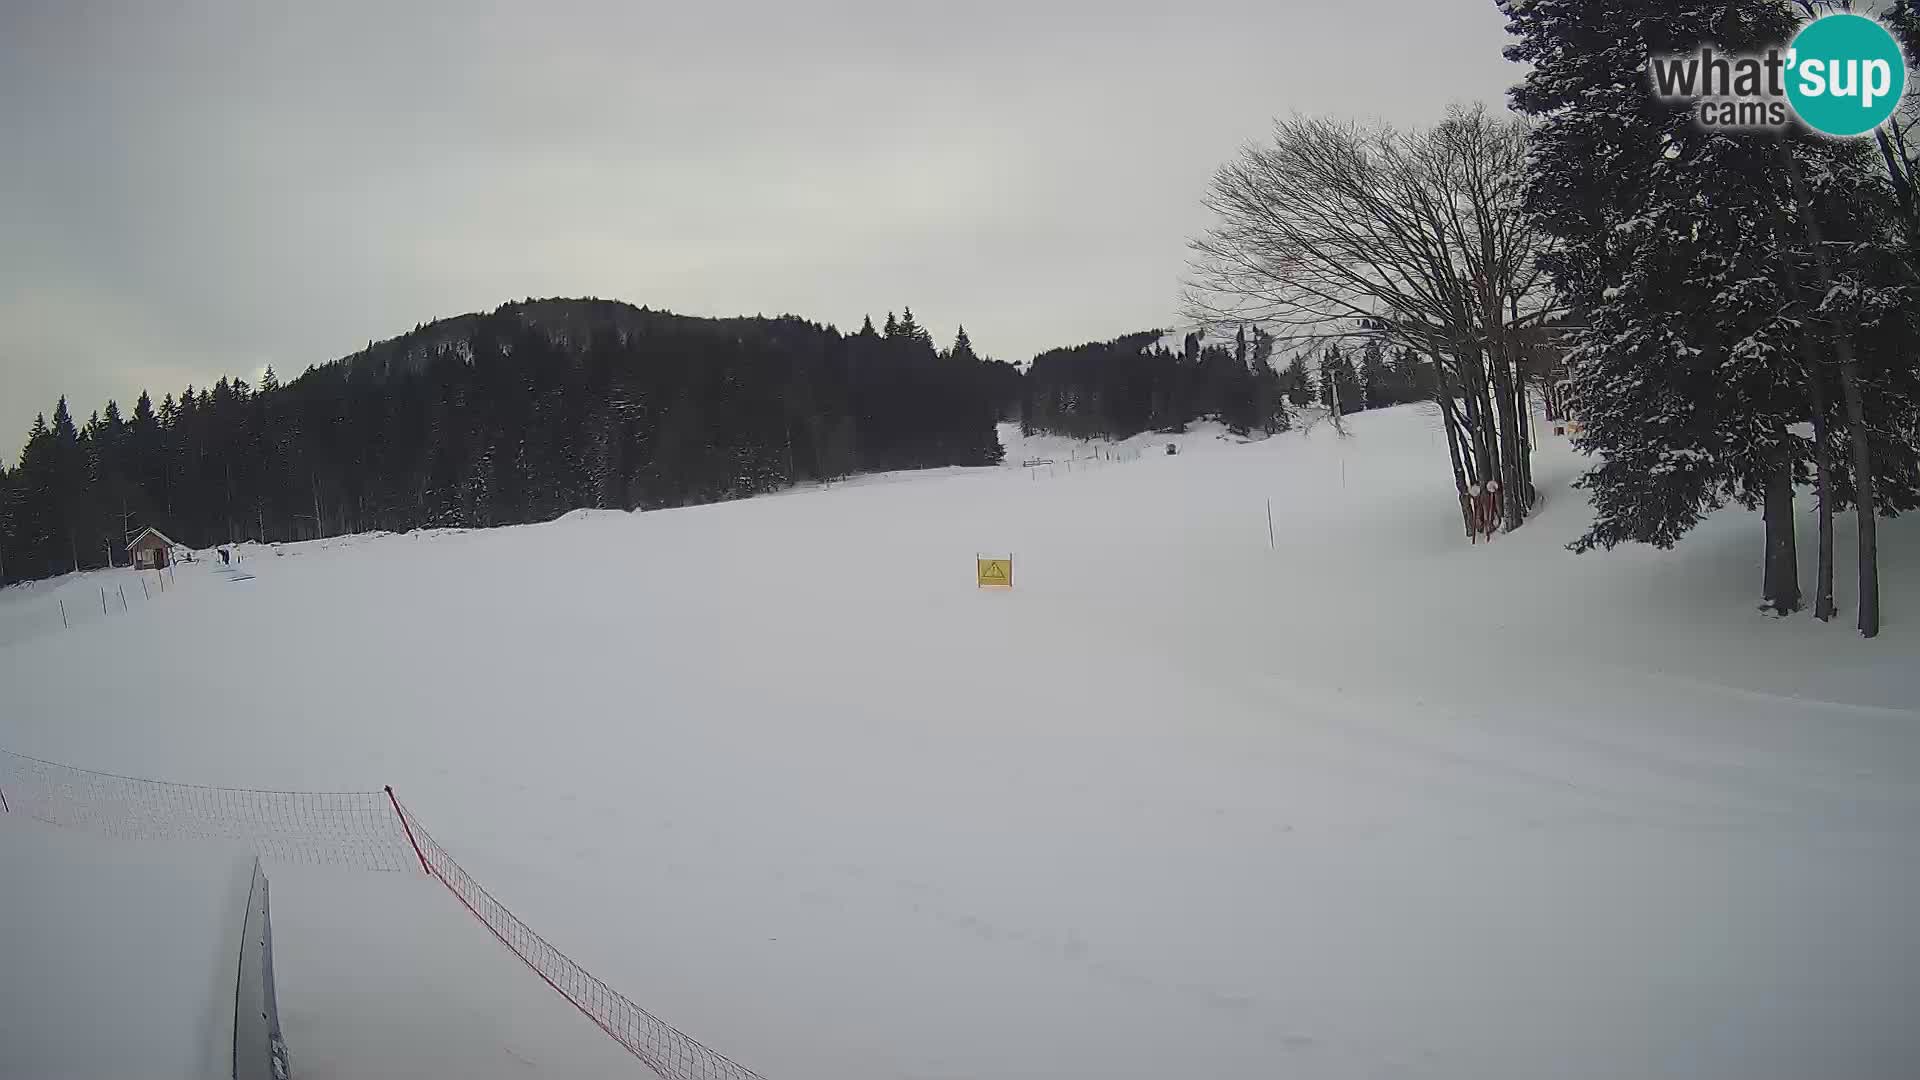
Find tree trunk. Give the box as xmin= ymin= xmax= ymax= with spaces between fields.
xmin=1474 ymin=380 xmax=1503 ymax=519
xmin=1508 ymin=301 xmax=1540 ymax=514
xmin=1490 ymin=355 xmax=1525 ymax=530
xmin=1441 ymin=371 xmax=1481 ymax=485
xmin=1510 ymin=369 xmax=1531 ymax=510
xmin=1873 ymin=127 xmax=1918 ymax=258
xmin=1459 ymin=358 xmax=1495 ymax=490
xmin=1773 ymin=197 xmax=1837 ymax=622
xmin=1784 ymin=149 xmax=1880 ymax=637
xmin=1425 ymin=337 xmax=1474 ymax=537
xmin=1439 ymin=392 xmax=1472 ymax=535
xmin=1761 ymin=452 xmax=1801 ymax=615
xmin=1327 ymin=359 xmax=1347 ymax=436
xmin=1517 ymin=367 xmax=1537 ymax=509
xmin=1808 ymin=368 xmax=1837 ymax=621
xmin=1837 ymin=366 xmax=1881 ymax=636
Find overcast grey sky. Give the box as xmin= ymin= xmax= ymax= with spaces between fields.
xmin=0 ymin=0 xmax=1517 ymax=463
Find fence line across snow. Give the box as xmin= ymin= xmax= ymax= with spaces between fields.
xmin=0 ymin=565 xmax=181 ymax=648
xmin=391 ymin=796 xmax=768 ymax=1080
xmin=0 ymin=749 xmax=417 ymax=871
xmin=0 ymin=746 xmax=765 ymax=1080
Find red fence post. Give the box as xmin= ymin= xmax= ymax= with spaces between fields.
xmin=385 ymin=785 xmax=431 ymax=875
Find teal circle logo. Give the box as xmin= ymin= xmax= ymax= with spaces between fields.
xmin=1786 ymin=14 xmax=1907 ymax=137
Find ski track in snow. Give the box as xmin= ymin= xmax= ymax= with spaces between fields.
xmin=2 ymin=405 xmax=1917 ymax=1080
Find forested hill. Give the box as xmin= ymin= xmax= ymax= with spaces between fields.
xmin=0 ymin=299 xmax=1018 ymax=580
xmin=336 ymin=298 xmax=818 ymax=383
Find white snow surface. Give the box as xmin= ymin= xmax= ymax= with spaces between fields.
xmin=0 ymin=818 xmax=248 ymax=1080
xmin=267 ymin=861 xmax=645 ymax=1079
xmin=3 ymin=403 xmax=1918 ymax=1079
xmin=995 ymin=418 xmax=1260 ymax=469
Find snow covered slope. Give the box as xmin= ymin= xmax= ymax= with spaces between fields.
xmin=2 ymin=404 xmax=1916 ymax=1079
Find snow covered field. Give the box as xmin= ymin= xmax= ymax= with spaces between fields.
xmin=3 ymin=404 xmax=1917 ymax=1079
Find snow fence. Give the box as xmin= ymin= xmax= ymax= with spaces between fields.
xmin=0 ymin=747 xmax=768 ymax=1080
xmin=393 ymin=800 xmax=768 ymax=1080
xmin=0 ymin=749 xmax=415 ymax=870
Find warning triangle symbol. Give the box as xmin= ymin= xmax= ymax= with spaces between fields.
xmin=981 ymin=561 xmax=1007 ymax=580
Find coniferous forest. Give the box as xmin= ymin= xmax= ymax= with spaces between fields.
xmin=1020 ymin=328 xmax=1434 ymax=442
xmin=0 ymin=298 xmax=1021 ymax=581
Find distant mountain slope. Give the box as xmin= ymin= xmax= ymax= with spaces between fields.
xmin=1 ymin=298 xmax=1019 ymax=579
xmin=327 ymin=298 xmax=837 ymax=383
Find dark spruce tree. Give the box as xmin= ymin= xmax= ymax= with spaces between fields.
xmin=1021 ymin=327 xmax=1292 ymax=442
xmin=1499 ymin=0 xmax=1920 ymax=627
xmin=1023 ymin=332 xmax=1188 ymax=440
xmin=1390 ymin=346 xmax=1436 ymax=403
xmin=1319 ymin=344 xmax=1362 ymax=418
xmin=1251 ymin=327 xmax=1291 ymax=435
xmin=1024 ymin=331 xmax=1226 ymax=440
xmin=1282 ymin=355 xmax=1313 ymax=408
xmin=1365 ymin=343 xmax=1428 ymax=407
xmin=6 ymin=414 xmax=58 ymax=578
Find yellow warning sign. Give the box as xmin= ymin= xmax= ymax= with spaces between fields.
xmin=976 ymin=557 xmax=1012 ymax=589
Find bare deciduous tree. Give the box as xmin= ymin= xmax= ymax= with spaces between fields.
xmin=1185 ymin=104 xmax=1560 ymax=534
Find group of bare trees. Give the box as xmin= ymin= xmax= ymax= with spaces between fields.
xmin=1186 ymin=104 xmax=1558 ymax=536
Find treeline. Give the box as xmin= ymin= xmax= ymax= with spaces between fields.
xmin=0 ymin=299 xmax=1017 ymax=581
xmin=1311 ymin=340 xmax=1439 ymax=415
xmin=1020 ymin=329 xmax=1284 ymax=440
xmin=1019 ymin=327 xmax=1435 ymax=441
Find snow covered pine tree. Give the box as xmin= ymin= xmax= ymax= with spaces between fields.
xmin=1501 ymin=0 xmax=1920 ymax=631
